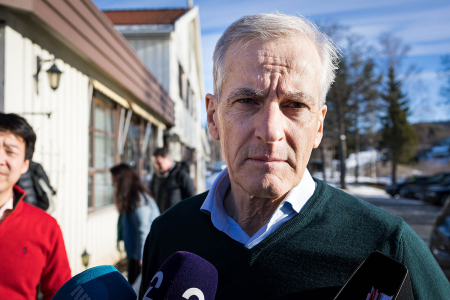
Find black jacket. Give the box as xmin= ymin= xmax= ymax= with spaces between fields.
xmin=150 ymin=162 xmax=195 ymax=213
xmin=16 ymin=161 xmax=56 ymax=210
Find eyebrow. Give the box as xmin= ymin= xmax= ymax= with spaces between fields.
xmin=3 ymin=143 xmax=19 ymax=149
xmin=226 ymin=87 xmax=266 ymax=102
xmin=227 ymin=87 xmax=317 ymax=106
xmin=281 ymin=91 xmax=316 ymax=106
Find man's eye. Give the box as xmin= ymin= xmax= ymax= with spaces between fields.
xmin=286 ymin=102 xmax=306 ymax=109
xmin=237 ymin=98 xmax=254 ymax=104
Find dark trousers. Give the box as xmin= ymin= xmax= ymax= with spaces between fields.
xmin=128 ymin=258 xmax=141 ymax=285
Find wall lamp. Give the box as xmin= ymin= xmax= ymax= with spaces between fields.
xmin=34 ymin=56 xmax=63 ymax=93
xmin=81 ymin=249 xmax=90 ymax=269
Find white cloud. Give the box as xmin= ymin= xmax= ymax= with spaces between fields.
xmin=409 ymin=42 xmax=450 ymax=56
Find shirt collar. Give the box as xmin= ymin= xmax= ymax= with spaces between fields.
xmin=200 ymin=168 xmax=230 ymax=231
xmin=0 ymin=195 xmax=14 ymax=218
xmin=283 ymin=169 xmax=315 ymax=213
xmin=201 ymin=167 xmax=316 ymax=227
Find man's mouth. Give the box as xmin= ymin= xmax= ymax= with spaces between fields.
xmin=247 ymin=156 xmax=287 ymax=163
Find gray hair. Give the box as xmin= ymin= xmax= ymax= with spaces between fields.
xmin=213 ymin=13 xmax=340 ymax=105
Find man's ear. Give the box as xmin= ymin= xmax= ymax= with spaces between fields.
xmin=21 ymin=159 xmax=30 ymax=175
xmin=206 ymin=93 xmax=220 ymax=140
xmin=313 ymin=104 xmax=327 ymax=148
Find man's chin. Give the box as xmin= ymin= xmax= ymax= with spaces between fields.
xmin=240 ymin=178 xmax=290 ymax=199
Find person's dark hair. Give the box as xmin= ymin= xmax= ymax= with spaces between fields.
xmin=110 ymin=164 xmax=149 ymax=214
xmin=153 ymin=147 xmax=170 ymax=158
xmin=0 ymin=113 xmax=36 ymax=161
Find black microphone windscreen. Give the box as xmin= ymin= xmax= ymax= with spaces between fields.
xmin=143 ymin=251 xmax=218 ymax=300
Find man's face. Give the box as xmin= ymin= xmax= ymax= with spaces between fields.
xmin=206 ymin=37 xmax=327 ymax=198
xmin=0 ymin=131 xmax=29 ymax=195
xmin=152 ymin=155 xmax=172 ymax=174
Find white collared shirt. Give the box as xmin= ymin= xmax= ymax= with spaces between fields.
xmin=201 ymin=168 xmax=316 ymax=248
xmin=0 ymin=196 xmax=13 ymax=219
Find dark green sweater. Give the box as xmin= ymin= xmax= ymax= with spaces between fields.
xmin=140 ymin=179 xmax=450 ymax=300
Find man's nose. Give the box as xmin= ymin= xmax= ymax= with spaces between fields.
xmin=254 ymin=100 xmax=284 ymax=143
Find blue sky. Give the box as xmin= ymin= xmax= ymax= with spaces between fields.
xmin=94 ymin=0 xmax=450 ymax=124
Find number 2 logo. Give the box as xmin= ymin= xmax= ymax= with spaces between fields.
xmin=144 ymin=271 xmax=163 ymax=300
xmin=182 ymin=288 xmax=204 ymax=300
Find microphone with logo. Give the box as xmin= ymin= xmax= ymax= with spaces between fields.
xmin=142 ymin=251 xmax=218 ymax=300
xmin=52 ymin=265 xmax=136 ymax=300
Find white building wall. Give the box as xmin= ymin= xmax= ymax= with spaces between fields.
xmin=127 ymin=38 xmax=170 ymax=91
xmin=4 ymin=25 xmax=121 ymax=276
xmin=173 ymin=10 xmax=205 ymax=192
xmin=116 ymin=7 xmax=207 ymax=192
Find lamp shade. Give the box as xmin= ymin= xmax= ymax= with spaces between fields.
xmin=47 ymin=63 xmax=62 ymax=90
xmin=81 ymin=249 xmax=90 ymax=268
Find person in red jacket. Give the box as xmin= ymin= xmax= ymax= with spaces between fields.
xmin=0 ymin=113 xmax=71 ymax=299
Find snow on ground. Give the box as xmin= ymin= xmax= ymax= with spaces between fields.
xmin=346 ymin=150 xmax=378 ymax=169
xmin=343 ymin=184 xmax=389 ymax=198
xmin=314 ymin=174 xmax=391 ymax=198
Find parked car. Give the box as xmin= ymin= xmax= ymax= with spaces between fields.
xmin=429 ymin=198 xmax=450 ymax=279
xmin=398 ymin=173 xmax=448 ymax=199
xmin=418 ymin=174 xmax=450 ymax=206
xmin=422 ymin=185 xmax=450 ymax=206
xmin=385 ymin=176 xmax=428 ymax=198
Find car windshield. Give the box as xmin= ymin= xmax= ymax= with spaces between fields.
xmin=438 ymin=217 xmax=450 ymax=239
xmin=413 ymin=177 xmax=429 ymax=184
xmin=427 ymin=175 xmax=445 ymax=184
xmin=438 ymin=175 xmax=450 ymax=186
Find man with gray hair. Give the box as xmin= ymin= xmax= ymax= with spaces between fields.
xmin=140 ymin=13 xmax=449 ymax=299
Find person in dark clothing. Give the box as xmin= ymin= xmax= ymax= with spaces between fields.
xmin=16 ymin=161 xmax=56 ymax=211
xmin=139 ymin=13 xmax=450 ymax=300
xmin=150 ymin=147 xmax=195 ymax=213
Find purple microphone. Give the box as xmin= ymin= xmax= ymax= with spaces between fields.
xmin=143 ymin=251 xmax=218 ymax=300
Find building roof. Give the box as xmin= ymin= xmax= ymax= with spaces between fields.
xmin=104 ymin=9 xmax=189 ymax=25
xmin=0 ymin=0 xmax=175 ymax=127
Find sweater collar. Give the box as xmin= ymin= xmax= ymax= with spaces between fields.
xmin=200 ymin=168 xmax=316 ymax=235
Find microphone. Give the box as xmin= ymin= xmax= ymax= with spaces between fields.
xmin=143 ymin=251 xmax=218 ymax=300
xmin=52 ymin=265 xmax=136 ymax=300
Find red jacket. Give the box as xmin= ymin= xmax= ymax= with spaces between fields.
xmin=0 ymin=185 xmax=71 ymax=299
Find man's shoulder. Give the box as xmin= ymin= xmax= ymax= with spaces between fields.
xmin=20 ymin=201 xmax=59 ymax=227
xmin=161 ymin=191 xmax=207 ymax=217
xmin=152 ymin=191 xmax=209 ymax=229
xmin=316 ymin=179 xmax=403 ymax=226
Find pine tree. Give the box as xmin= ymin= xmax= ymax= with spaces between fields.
xmin=380 ymin=66 xmax=418 ymax=184
xmin=349 ymin=58 xmax=380 ymax=183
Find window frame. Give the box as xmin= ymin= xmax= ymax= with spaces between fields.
xmin=88 ymin=93 xmax=119 ymax=211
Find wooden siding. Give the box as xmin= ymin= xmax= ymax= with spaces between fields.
xmin=0 ymin=0 xmax=175 ymax=127
xmin=4 ymin=25 xmax=122 ymax=276
xmin=127 ymin=38 xmax=170 ymax=92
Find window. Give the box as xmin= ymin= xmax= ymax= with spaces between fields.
xmin=121 ymin=115 xmax=140 ymax=169
xmin=88 ymin=93 xmax=117 ymax=209
xmin=186 ymin=81 xmax=191 ymax=109
xmin=179 ymin=64 xmax=184 ymax=100
xmin=142 ymin=124 xmax=158 ymax=187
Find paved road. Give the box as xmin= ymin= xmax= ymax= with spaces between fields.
xmin=350 ymin=187 xmax=442 ymax=245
